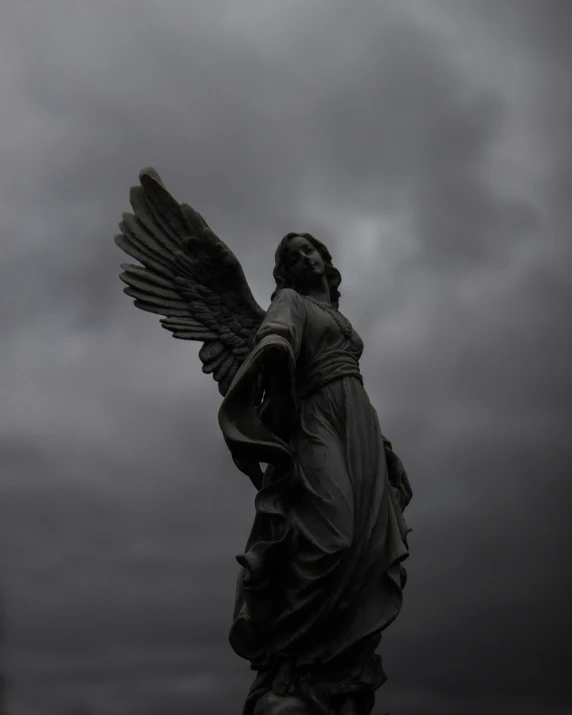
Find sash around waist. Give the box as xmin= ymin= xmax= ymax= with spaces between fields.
xmin=296 ymin=350 xmax=363 ymax=399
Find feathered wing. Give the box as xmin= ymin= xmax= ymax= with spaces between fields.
xmin=114 ymin=167 xmax=266 ymax=396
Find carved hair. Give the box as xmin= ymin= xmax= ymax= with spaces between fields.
xmin=271 ymin=232 xmax=342 ymax=308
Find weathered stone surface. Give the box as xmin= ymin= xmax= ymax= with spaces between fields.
xmin=115 ymin=172 xmax=413 ymax=715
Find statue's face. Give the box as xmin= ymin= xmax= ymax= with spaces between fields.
xmin=284 ymin=235 xmax=326 ymax=287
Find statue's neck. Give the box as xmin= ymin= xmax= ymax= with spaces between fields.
xmin=300 ymin=289 xmax=330 ymax=305
xmin=298 ymin=276 xmax=331 ymax=305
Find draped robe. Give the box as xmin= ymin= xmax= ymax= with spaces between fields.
xmin=218 ymin=288 xmax=412 ymax=714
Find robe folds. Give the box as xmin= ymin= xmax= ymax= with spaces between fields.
xmin=218 ymin=288 xmax=412 ymax=714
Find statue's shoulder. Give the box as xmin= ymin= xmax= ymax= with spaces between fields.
xmin=275 ymin=287 xmax=299 ymax=299
xmin=271 ymin=287 xmax=303 ymax=307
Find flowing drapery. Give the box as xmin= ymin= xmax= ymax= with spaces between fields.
xmin=218 ymin=289 xmax=412 ymax=714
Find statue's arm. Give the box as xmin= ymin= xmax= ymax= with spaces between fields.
xmin=253 ymin=289 xmax=306 ymax=425
xmin=217 ymin=292 xmax=304 ymax=487
xmin=254 ymin=288 xmax=306 ymax=357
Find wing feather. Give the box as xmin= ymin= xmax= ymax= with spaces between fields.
xmin=120 ymin=263 xmax=175 ymax=289
xmin=128 ymin=187 xmax=182 ymax=253
xmin=114 ymin=234 xmax=174 ymax=281
xmin=120 ymin=213 xmax=174 ymax=261
xmin=115 ymin=167 xmax=266 ymax=395
xmin=123 ymin=287 xmax=188 ymax=311
xmin=213 ymin=353 xmax=235 ymax=382
xmin=170 ymin=330 xmax=219 ymax=340
xmin=133 ymin=300 xmax=191 ymax=317
xmin=140 ymin=180 xmax=189 ymax=247
xmin=199 ymin=340 xmax=226 ymax=364
xmin=120 ymin=274 xmax=184 ymax=302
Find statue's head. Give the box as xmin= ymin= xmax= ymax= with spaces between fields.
xmin=272 ymin=232 xmax=341 ymax=308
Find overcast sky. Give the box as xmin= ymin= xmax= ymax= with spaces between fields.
xmin=1 ymin=1 xmax=571 ymax=713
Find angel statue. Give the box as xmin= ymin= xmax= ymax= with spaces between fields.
xmin=114 ymin=168 xmax=412 ymax=715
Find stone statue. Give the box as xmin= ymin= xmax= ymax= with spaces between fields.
xmin=115 ymin=168 xmax=412 ymax=715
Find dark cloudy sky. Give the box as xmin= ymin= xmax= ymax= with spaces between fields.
xmin=1 ymin=1 xmax=571 ymax=713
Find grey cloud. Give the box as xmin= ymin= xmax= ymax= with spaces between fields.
xmin=1 ymin=0 xmax=570 ymax=713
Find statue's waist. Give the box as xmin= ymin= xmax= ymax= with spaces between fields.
xmin=297 ymin=352 xmax=362 ymax=399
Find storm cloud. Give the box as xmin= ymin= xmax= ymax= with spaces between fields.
xmin=1 ymin=1 xmax=570 ymax=713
